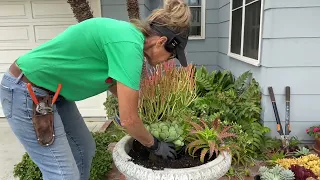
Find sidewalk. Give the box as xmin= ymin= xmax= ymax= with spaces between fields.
xmin=0 ymin=118 xmax=105 ymax=180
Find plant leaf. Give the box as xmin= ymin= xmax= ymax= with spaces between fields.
xmin=220 ymin=126 xmax=232 ymax=134
xmin=200 ymin=119 xmax=209 ymax=129
xmin=200 ymin=148 xmax=209 ymax=163
xmin=212 ymin=118 xmax=220 ymax=130
xmin=208 ymin=141 xmax=216 ymax=159
xmin=192 ymin=145 xmax=207 ymax=156
xmin=189 ymin=121 xmax=203 ymax=131
xmin=186 ymin=139 xmax=207 ymax=154
xmin=219 ymin=132 xmax=237 ymax=139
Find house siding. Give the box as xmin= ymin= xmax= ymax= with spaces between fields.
xmin=218 ymin=0 xmax=320 ymax=142
xmin=101 ymin=0 xmax=151 ymax=20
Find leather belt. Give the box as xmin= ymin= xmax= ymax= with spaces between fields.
xmin=9 ymin=62 xmax=53 ymax=94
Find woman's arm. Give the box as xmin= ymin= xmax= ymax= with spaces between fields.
xmin=116 ymin=81 xmax=154 ymax=147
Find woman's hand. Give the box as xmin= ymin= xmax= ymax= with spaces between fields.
xmin=147 ymin=136 xmax=177 ymax=159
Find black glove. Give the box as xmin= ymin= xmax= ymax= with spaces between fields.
xmin=146 ymin=136 xmax=177 ymax=159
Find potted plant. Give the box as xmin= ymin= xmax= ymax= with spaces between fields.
xmin=306 ymin=125 xmax=320 ymax=154
xmin=112 ymin=61 xmax=233 ymax=180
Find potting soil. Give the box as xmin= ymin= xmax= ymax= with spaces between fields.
xmin=128 ymin=140 xmax=216 ymax=170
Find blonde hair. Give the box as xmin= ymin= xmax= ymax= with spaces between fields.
xmin=130 ymin=0 xmax=191 ymax=38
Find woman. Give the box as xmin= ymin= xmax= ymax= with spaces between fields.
xmin=0 ymin=0 xmax=191 ymax=179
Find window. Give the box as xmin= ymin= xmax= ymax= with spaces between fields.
xmin=185 ymin=0 xmax=206 ymax=39
xmin=228 ymin=0 xmax=264 ymax=66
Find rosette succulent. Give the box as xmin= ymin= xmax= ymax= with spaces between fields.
xmin=145 ymin=121 xmax=186 ymax=147
xmin=258 ymin=165 xmax=295 ymax=180
xmin=185 ymin=118 xmax=237 ymax=163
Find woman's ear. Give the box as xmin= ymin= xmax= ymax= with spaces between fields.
xmin=156 ymin=36 xmax=168 ymax=47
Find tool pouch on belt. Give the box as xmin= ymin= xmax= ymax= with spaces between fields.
xmin=32 ymin=95 xmax=55 ymax=146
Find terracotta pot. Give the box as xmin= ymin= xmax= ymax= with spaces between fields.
xmin=313 ymin=137 xmax=320 ymax=155
xmin=314 ymin=137 xmax=320 ymax=148
xmin=315 ymin=137 xmax=320 ymax=150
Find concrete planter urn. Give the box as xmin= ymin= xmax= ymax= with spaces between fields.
xmin=112 ymin=135 xmax=232 ymax=180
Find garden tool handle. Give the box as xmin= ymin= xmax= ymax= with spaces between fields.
xmin=268 ymin=87 xmax=275 ymax=102
xmin=27 ymin=83 xmax=39 ymax=104
xmin=52 ymin=84 xmax=62 ymax=105
xmin=285 ymin=86 xmax=290 ymax=101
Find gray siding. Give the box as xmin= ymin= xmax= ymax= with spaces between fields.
xmin=101 ymin=0 xmax=151 ymax=20
xmin=186 ymin=0 xmax=219 ymax=70
xmin=218 ymin=0 xmax=320 ymax=142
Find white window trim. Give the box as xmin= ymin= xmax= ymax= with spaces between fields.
xmin=188 ymin=0 xmax=206 ymax=40
xmin=227 ymin=0 xmax=264 ymax=66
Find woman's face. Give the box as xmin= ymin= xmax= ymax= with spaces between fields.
xmin=143 ymin=36 xmax=175 ymax=67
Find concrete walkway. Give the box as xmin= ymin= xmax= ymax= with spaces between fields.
xmin=0 ymin=118 xmax=105 ymax=180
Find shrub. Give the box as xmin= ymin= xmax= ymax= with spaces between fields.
xmin=191 ymin=67 xmax=270 ymax=161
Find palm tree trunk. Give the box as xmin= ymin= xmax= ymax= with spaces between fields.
xmin=126 ymin=0 xmax=140 ymax=20
xmin=67 ymin=0 xmax=94 ymax=23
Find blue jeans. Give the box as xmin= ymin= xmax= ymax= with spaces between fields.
xmin=0 ymin=71 xmax=96 ymax=180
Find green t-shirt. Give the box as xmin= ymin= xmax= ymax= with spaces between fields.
xmin=17 ymin=17 xmax=145 ymax=101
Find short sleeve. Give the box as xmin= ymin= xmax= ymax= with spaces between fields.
xmin=104 ymin=42 xmax=143 ymax=91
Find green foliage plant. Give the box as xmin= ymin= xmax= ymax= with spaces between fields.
xmin=192 ymin=67 xmax=261 ymax=125
xmin=103 ymin=93 xmax=118 ymax=119
xmin=185 ymin=118 xmax=237 ymax=163
xmin=191 ymin=67 xmax=271 ymax=164
xmin=221 ymin=120 xmax=255 ymax=167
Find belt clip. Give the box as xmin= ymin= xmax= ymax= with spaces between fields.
xmin=26 ymin=83 xmax=62 ymax=115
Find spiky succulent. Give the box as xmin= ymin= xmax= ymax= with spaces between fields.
xmin=259 ymin=165 xmax=295 ymax=180
xmin=145 ymin=121 xmax=186 ymax=147
xmin=185 ymin=118 xmax=237 ymax=163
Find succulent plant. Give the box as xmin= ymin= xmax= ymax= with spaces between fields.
xmin=294 ymin=146 xmax=311 ymax=157
xmin=289 ymin=164 xmax=318 ymax=179
xmin=277 ymin=154 xmax=320 ymax=177
xmin=258 ymin=165 xmax=295 ymax=180
xmin=145 ymin=121 xmax=186 ymax=147
xmin=185 ymin=118 xmax=237 ymax=163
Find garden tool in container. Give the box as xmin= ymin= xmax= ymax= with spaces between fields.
xmin=27 ymin=83 xmax=62 ymax=146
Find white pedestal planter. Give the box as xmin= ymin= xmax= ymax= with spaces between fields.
xmin=113 ymin=135 xmax=232 ymax=180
